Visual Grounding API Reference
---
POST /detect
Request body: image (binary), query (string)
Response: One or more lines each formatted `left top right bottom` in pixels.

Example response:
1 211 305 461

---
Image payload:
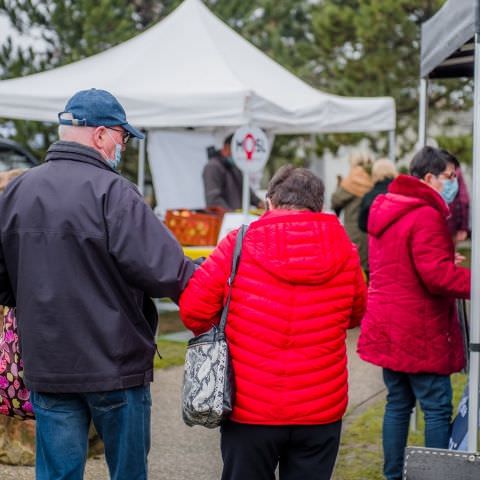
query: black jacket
358 178 393 233
0 141 195 393
202 154 262 210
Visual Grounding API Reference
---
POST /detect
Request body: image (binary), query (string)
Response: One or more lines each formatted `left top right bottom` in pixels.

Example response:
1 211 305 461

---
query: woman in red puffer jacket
180 165 366 480
357 147 471 480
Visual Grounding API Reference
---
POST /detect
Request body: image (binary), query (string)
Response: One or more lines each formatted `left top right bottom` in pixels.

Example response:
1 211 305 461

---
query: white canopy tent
0 0 396 208
420 0 480 453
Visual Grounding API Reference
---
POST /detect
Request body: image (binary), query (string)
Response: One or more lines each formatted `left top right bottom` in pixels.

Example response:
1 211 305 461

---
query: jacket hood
368 174 450 237
244 210 356 284
341 165 373 197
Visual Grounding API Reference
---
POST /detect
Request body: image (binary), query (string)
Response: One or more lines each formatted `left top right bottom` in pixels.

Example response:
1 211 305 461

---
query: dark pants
220 420 342 480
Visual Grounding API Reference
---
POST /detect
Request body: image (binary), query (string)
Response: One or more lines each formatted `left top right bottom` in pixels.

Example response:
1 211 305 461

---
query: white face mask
102 130 122 170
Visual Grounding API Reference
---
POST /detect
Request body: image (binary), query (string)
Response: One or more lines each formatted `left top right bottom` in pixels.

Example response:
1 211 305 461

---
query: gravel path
0 327 383 479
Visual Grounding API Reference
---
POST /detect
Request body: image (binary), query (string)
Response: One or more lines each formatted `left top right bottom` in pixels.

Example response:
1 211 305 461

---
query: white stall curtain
147 129 274 215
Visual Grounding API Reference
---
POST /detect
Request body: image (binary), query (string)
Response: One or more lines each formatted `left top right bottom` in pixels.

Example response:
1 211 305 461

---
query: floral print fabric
0 307 34 420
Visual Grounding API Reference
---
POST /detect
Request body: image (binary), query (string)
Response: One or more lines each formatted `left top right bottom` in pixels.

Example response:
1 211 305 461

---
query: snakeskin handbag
182 225 247 428
0 307 34 420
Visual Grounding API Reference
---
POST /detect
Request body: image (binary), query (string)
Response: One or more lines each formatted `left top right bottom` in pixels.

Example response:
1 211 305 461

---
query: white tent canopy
0 0 395 134
420 0 476 79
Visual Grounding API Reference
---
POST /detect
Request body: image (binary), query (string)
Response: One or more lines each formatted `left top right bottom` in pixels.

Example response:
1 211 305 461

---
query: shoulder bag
0 307 34 420
182 225 247 428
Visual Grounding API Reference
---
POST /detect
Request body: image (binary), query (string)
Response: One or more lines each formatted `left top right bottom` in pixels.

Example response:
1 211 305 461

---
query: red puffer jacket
179 209 366 425
357 175 471 375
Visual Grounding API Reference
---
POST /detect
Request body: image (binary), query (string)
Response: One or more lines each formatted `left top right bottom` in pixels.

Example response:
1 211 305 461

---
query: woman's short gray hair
266 165 324 212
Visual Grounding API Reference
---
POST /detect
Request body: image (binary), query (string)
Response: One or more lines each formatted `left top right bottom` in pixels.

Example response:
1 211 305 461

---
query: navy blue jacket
0 141 195 393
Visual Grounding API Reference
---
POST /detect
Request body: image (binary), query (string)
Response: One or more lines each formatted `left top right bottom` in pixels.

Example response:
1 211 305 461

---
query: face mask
103 131 122 170
440 177 458 204
226 155 235 165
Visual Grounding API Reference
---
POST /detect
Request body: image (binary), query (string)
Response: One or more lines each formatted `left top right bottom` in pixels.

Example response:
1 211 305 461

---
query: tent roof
0 0 395 133
421 0 479 79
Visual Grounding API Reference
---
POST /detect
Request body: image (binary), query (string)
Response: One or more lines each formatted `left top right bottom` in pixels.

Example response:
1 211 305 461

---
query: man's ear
92 126 107 150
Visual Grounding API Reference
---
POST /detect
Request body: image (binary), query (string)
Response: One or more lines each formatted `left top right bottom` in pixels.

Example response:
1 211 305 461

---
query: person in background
358 158 398 233
0 168 25 191
446 162 470 244
203 134 264 210
180 165 367 480
357 146 471 480
0 88 195 480
331 151 373 272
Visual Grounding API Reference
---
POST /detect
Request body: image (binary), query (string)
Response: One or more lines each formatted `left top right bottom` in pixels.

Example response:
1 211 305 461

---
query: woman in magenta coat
180 165 366 480
358 146 471 480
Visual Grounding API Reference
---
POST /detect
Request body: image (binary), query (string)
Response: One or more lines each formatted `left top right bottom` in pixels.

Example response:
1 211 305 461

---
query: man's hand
193 257 206 267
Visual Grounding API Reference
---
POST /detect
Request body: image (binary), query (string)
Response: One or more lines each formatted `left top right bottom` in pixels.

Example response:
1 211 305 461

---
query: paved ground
0 327 385 480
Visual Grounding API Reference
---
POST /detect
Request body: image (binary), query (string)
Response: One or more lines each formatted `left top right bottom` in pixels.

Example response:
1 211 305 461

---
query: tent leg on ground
467 30 480 453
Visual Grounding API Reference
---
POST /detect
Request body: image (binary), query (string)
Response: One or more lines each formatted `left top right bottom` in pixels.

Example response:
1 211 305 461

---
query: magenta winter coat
357 175 470 375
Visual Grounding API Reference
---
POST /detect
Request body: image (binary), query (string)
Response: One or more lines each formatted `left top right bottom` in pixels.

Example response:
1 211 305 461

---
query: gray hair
58 113 95 143
266 165 324 212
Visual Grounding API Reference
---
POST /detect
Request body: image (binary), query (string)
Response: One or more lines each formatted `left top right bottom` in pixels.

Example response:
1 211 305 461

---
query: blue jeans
31 385 151 480
382 369 452 480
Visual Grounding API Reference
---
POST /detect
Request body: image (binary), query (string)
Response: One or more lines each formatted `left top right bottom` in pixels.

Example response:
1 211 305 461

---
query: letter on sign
231 127 269 173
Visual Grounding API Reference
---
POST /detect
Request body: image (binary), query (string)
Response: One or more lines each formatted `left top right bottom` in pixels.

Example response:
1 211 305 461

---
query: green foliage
0 0 139 167
437 134 473 165
0 0 137 71
307 0 472 158
154 339 187 369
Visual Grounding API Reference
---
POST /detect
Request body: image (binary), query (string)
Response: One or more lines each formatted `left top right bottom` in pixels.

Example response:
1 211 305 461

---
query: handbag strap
218 224 248 335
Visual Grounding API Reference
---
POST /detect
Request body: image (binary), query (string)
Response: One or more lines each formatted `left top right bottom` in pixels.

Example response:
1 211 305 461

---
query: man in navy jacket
0 89 195 480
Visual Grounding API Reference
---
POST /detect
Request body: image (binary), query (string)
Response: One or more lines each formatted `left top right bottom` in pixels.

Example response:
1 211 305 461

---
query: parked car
0 138 39 171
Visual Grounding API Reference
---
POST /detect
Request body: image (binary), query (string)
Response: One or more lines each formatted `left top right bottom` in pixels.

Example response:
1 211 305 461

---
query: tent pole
418 79 428 146
467 32 480 454
411 79 428 434
388 130 396 162
137 134 146 196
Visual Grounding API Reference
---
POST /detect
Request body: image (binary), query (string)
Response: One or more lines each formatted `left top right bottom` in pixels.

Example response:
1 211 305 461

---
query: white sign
217 212 259 243
231 126 269 173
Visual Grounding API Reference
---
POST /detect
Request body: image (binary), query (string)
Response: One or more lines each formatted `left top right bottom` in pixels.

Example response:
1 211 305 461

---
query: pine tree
0 0 138 168
306 0 471 158
0 0 472 178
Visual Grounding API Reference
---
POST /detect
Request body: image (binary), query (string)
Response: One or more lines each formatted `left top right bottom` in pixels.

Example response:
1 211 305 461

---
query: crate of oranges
164 208 224 246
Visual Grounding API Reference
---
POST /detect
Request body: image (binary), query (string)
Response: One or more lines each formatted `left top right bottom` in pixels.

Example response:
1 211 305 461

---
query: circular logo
231 127 269 173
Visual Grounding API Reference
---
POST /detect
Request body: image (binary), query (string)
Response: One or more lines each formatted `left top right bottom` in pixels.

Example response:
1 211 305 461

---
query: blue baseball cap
58 88 144 140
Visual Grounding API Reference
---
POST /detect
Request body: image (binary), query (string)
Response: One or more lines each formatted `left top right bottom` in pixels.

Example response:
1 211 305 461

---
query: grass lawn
154 339 187 369
333 373 468 480
457 243 471 268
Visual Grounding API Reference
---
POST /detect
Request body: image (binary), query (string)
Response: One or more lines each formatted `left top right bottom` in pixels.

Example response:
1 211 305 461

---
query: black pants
220 420 342 480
